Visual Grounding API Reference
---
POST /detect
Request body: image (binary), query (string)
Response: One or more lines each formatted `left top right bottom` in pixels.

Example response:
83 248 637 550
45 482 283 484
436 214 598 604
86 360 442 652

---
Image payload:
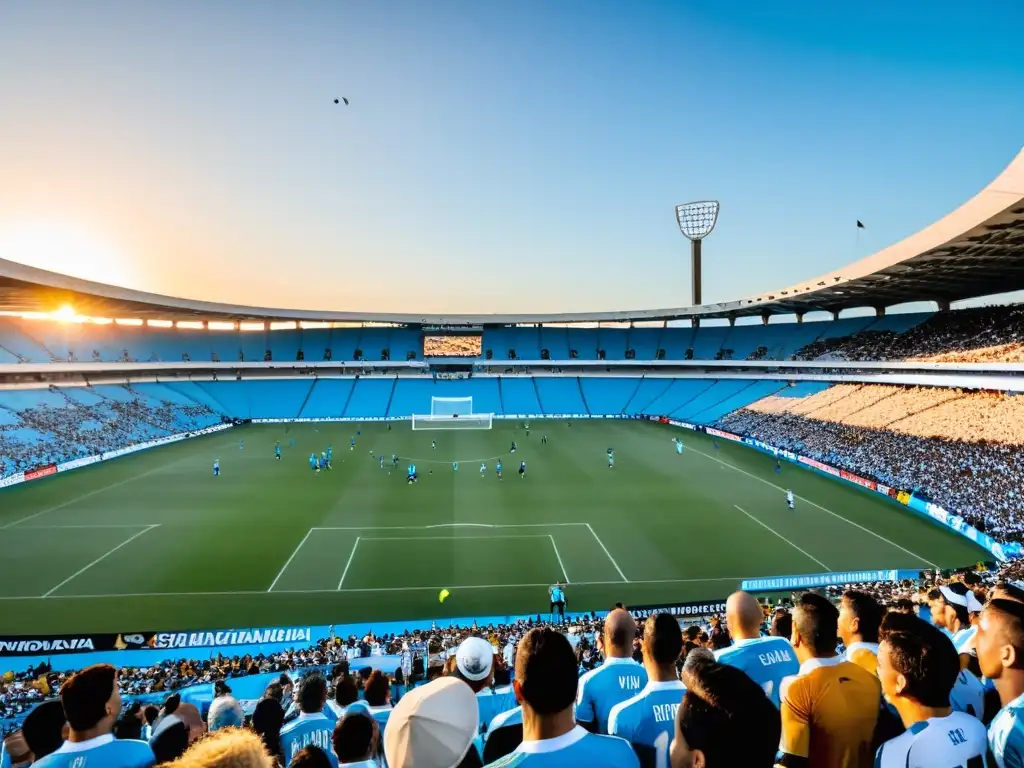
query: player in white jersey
785 489 794 509
608 613 686 768
875 611 989 767
480 462 486 477
975 590 1024 768
432 439 436 450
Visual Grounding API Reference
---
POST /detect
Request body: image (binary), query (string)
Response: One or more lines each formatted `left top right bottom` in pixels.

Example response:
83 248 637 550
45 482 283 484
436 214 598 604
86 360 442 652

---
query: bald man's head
604 609 637 656
726 592 764 639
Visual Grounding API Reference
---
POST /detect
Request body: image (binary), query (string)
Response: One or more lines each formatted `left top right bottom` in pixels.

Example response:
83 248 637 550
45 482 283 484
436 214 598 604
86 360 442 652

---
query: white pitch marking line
0 575 749 600
733 505 831 571
43 525 160 598
313 522 588 531
689 445 940 570
337 537 361 590
359 535 552 541
549 535 570 584
267 528 316 592
2 453 198 530
586 523 628 582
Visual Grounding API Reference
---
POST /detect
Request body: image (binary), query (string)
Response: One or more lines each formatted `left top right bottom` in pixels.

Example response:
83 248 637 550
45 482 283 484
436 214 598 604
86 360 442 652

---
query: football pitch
0 420 988 635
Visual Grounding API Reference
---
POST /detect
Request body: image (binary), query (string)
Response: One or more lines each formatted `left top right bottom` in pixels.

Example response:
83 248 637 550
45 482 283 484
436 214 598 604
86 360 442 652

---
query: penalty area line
267 528 316 592
43 525 160 598
586 524 628 582
549 535 570 584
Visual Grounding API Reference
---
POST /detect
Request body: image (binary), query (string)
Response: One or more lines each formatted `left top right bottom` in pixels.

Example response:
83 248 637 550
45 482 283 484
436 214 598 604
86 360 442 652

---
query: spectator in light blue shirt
280 674 338 768
609 612 687 768
33 664 155 768
483 627 638 767
714 591 798 707
976 592 1024 768
576 609 648 734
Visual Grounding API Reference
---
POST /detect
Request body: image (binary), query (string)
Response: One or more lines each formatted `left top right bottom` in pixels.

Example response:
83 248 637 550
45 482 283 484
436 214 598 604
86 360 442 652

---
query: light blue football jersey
576 656 648 733
32 735 155 768
876 712 988 767
477 686 519 732
484 725 639 767
953 626 978 653
280 712 339 767
990 691 1024 768
487 705 524 739
950 668 986 720
608 680 687 768
713 636 798 707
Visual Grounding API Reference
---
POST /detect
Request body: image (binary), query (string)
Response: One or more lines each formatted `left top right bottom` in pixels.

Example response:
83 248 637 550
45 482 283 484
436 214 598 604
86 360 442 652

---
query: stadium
3 15 1024 762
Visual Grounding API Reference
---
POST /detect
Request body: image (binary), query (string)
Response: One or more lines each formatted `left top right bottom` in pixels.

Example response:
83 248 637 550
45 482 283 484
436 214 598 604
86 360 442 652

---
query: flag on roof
856 220 865 229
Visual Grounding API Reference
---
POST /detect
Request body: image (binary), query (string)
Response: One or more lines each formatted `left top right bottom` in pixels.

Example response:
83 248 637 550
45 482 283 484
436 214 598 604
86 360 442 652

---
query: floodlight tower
675 201 720 307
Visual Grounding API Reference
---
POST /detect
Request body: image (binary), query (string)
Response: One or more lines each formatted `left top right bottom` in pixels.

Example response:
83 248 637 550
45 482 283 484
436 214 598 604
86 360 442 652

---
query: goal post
412 396 492 430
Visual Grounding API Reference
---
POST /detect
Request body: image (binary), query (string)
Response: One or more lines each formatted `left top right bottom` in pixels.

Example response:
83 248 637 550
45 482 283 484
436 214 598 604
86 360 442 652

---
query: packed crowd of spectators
0 386 217 477
793 304 1024 363
6 562 1022 766
717 383 1024 539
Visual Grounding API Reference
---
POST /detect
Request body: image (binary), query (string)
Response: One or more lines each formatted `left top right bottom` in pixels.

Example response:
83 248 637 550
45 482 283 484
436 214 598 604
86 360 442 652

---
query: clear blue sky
0 1 1022 315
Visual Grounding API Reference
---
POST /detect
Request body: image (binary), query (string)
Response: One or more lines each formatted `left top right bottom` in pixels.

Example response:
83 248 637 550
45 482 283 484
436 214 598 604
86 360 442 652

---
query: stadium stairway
298 379 355 419
581 377 646 415
534 377 586 414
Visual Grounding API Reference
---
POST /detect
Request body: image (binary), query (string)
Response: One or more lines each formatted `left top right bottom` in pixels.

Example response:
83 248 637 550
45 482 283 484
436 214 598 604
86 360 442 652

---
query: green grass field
0 420 988 635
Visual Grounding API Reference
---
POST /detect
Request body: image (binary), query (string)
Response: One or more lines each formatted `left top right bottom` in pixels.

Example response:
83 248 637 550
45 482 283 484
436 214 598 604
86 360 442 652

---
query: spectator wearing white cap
926 585 986 719
484 627 638 767
577 609 648 734
384 677 480 768
454 637 517 732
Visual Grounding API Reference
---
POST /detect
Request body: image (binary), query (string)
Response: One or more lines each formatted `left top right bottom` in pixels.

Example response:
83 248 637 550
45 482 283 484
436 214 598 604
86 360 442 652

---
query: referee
549 583 566 623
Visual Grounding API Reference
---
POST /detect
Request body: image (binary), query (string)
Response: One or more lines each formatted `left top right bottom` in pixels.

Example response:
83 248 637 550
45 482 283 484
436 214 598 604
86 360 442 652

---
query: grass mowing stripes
0 420 988 634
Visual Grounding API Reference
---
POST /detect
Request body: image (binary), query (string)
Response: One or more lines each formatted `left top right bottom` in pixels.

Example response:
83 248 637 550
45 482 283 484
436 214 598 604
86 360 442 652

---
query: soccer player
379 455 384 470
31 664 156 768
496 460 502 479
239 439 243 451
675 439 683 456
392 454 398 468
786 489 795 509
496 628 639 766
608 612 686 766
279 674 338 767
480 462 486 476
714 591 798 707
275 441 282 460
577 609 648 734
310 453 318 472
453 462 458 472
779 592 881 768
874 612 988 767
510 441 517 453
407 463 416 483
607 448 614 469
350 436 355 451
541 434 548 444
976 589 1024 766
213 458 220 477
432 439 437 450
327 444 333 463
775 459 782 474
519 460 526 479
549 583 566 622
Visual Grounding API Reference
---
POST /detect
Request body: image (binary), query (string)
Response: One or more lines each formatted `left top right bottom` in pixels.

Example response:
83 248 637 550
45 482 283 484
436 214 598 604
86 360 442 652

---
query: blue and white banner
741 569 919 592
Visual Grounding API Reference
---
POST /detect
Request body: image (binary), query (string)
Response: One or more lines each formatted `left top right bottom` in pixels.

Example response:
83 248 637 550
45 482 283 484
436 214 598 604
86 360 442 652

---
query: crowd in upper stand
793 304 1024 363
6 559 1024 767
717 384 1024 539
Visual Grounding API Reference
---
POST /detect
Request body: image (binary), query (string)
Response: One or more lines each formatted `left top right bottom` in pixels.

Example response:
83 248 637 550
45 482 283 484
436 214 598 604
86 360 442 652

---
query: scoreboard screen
423 335 482 357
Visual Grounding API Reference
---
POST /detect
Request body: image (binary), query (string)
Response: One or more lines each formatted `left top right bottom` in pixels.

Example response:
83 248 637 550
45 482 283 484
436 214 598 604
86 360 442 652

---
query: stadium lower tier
0 376 807 475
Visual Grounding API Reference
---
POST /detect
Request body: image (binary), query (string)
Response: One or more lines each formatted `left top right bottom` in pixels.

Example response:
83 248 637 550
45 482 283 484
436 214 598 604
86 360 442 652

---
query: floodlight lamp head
675 200 720 241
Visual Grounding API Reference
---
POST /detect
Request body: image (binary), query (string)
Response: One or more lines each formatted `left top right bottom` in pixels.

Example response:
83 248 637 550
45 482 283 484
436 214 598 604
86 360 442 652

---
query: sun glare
0 220 131 288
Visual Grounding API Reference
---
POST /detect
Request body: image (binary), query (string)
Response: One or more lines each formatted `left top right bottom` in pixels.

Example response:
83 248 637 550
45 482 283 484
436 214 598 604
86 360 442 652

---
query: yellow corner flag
439 589 450 604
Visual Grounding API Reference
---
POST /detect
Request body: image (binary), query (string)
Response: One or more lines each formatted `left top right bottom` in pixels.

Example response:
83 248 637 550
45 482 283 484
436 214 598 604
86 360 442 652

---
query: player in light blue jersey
577 609 648 734
875 611 989 767
310 452 318 472
976 594 1024 768
714 591 798 707
668 657 782 768
496 460 502 479
407 463 417 483
279 675 338 768
327 444 333 462
609 613 686 768
213 458 220 476
453 461 458 472
674 438 683 455
484 627 638 767
350 436 356 450
275 441 281 460
33 664 155 768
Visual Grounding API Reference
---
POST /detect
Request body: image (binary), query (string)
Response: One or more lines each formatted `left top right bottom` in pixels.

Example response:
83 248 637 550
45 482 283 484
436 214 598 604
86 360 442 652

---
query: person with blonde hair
168 728 276 768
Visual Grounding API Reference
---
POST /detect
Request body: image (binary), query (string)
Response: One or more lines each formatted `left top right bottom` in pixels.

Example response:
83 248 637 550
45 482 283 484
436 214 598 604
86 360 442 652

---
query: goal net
412 396 493 430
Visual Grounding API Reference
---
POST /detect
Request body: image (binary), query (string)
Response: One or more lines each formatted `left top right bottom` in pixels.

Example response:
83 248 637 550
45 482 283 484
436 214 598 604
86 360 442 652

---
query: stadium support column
691 239 702 305
874 306 887 318
795 312 804 325
936 299 950 312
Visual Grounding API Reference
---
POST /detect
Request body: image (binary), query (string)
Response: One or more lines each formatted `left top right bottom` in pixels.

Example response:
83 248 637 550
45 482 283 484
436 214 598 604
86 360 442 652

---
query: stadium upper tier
0 147 1023 323
2 304 1023 364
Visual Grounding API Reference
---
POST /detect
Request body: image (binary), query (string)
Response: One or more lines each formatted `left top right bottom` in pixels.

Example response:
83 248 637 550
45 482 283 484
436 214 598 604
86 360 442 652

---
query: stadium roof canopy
1 147 1023 325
